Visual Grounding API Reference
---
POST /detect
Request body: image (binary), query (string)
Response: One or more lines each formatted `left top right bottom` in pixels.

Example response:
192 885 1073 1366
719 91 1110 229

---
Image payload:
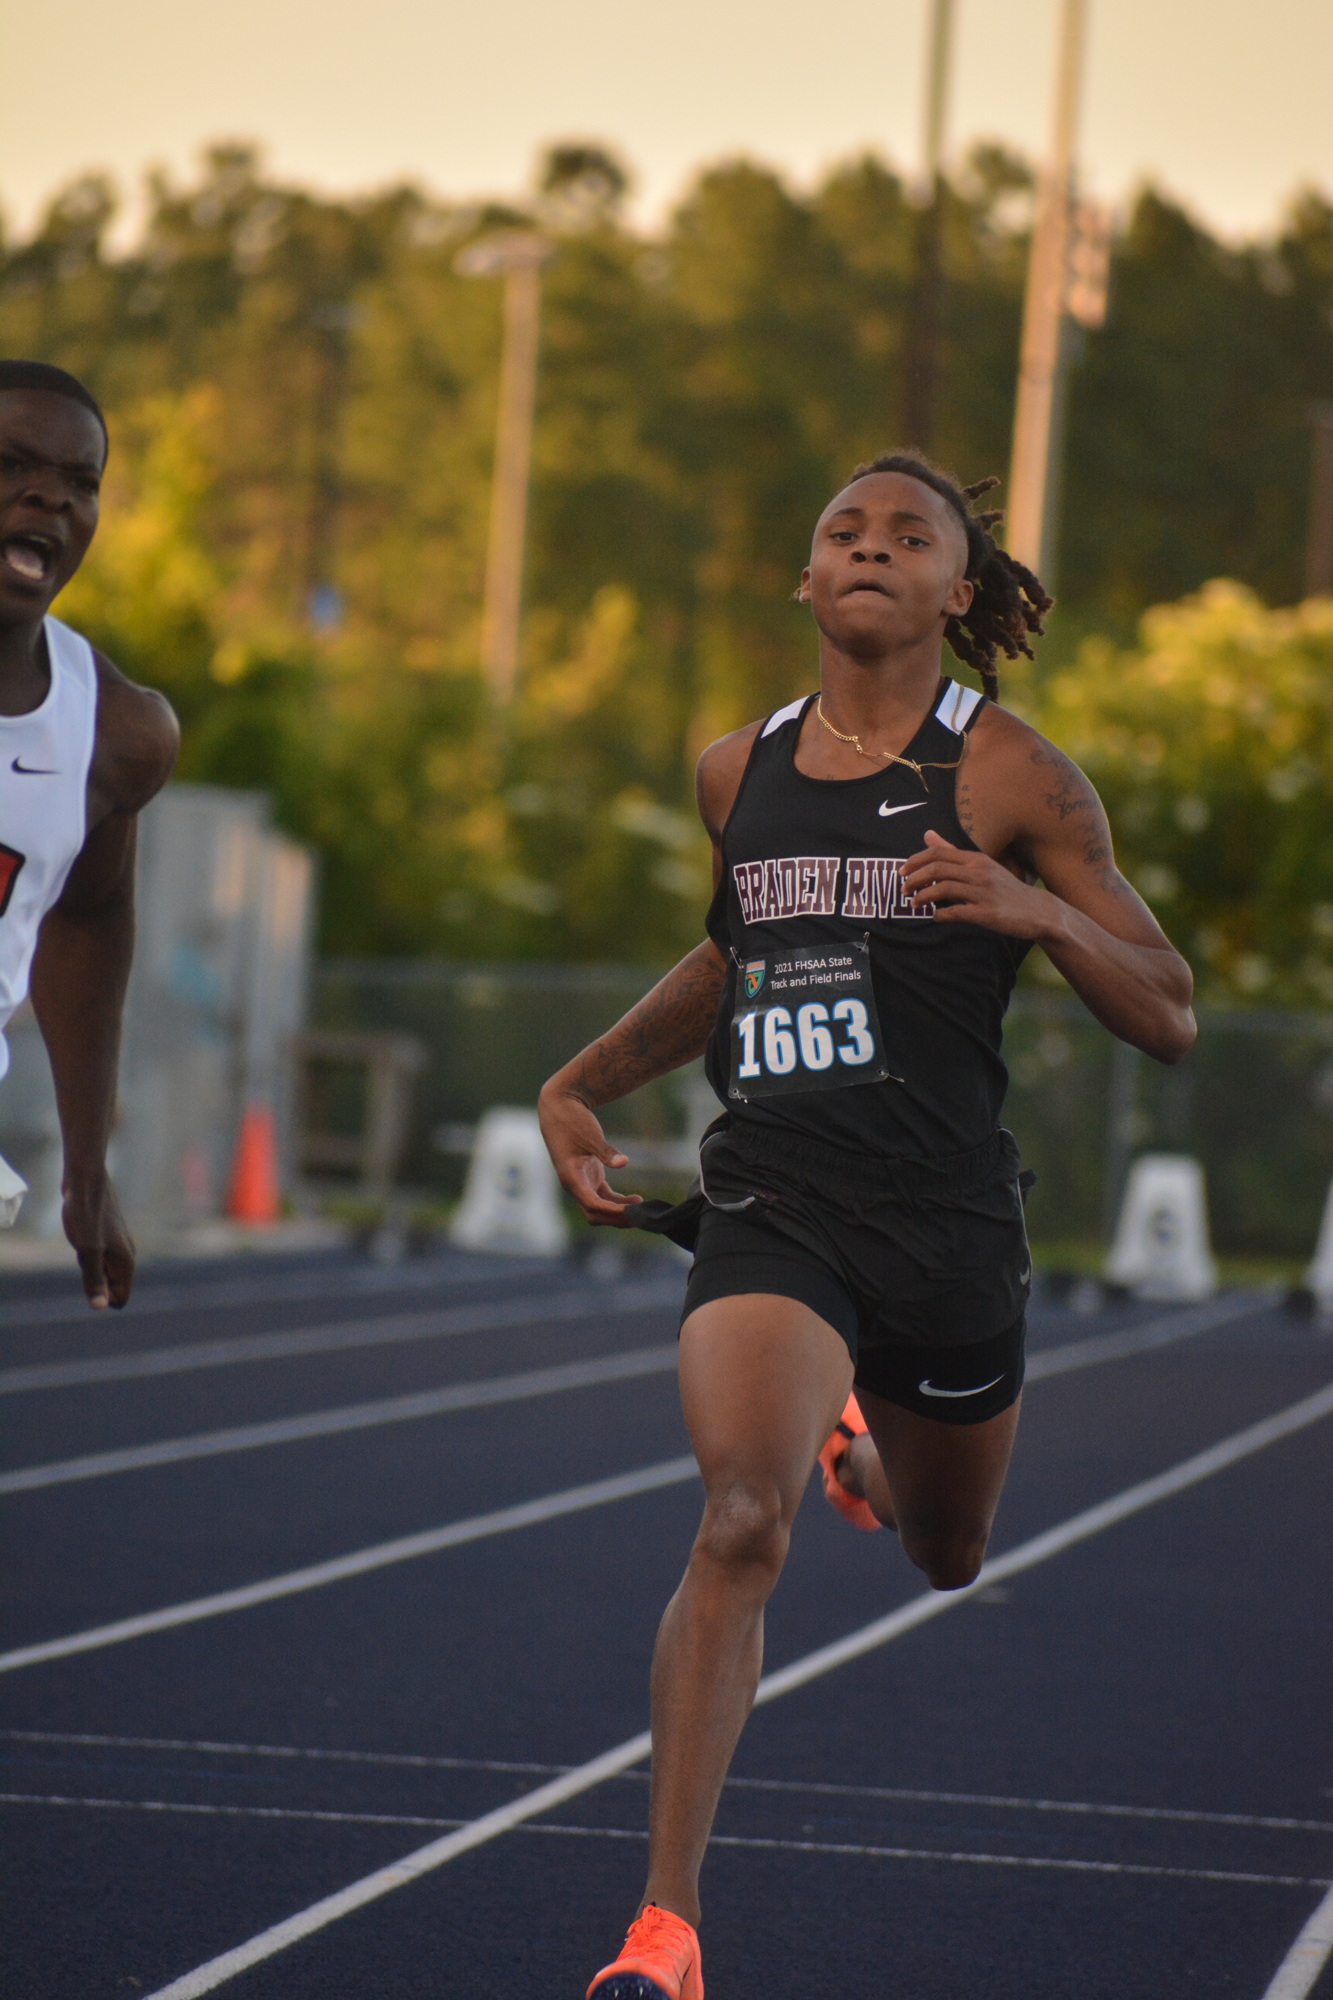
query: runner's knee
899 1515 990 1591
694 1482 791 1584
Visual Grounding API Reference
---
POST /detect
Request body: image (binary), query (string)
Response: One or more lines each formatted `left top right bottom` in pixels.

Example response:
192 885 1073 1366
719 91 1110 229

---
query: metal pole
456 231 551 702
1306 404 1333 598
481 261 543 700
1006 0 1089 576
900 0 955 449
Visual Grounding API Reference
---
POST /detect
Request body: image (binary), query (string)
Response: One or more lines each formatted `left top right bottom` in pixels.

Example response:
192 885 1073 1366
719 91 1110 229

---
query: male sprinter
539 453 1195 1998
0 360 178 1306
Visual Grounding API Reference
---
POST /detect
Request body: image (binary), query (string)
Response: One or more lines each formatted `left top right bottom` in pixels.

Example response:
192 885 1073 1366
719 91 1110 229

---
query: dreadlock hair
843 451 1053 701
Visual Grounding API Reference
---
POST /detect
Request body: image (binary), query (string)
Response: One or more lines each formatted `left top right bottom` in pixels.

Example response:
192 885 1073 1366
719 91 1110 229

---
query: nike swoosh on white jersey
917 1373 1006 1398
877 800 926 818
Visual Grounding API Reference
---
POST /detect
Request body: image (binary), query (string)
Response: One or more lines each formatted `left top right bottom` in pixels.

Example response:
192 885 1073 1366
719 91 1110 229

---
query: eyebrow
0 438 103 475
825 506 935 528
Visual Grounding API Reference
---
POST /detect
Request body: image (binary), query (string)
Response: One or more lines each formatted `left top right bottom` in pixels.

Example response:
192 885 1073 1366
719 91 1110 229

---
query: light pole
456 230 552 701
900 0 956 450
1006 0 1089 578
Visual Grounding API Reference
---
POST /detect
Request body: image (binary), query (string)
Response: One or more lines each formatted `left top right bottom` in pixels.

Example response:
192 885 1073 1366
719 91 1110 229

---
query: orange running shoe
587 1904 704 2000
818 1394 881 1532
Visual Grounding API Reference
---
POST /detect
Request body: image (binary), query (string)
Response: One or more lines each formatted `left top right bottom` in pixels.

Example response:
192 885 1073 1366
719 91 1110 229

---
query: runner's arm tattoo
1028 744 1133 895
569 942 727 1107
1030 742 1099 822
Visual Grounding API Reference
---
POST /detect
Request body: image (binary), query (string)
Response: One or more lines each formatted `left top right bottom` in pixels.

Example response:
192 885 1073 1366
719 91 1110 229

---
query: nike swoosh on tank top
0 616 99 1081
703 678 1031 1162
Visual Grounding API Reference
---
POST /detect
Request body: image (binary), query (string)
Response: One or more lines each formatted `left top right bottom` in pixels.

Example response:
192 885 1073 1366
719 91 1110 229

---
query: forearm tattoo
572 944 727 1106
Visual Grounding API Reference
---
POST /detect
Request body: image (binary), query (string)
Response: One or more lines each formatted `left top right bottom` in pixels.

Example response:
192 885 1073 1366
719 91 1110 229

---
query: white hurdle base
449 1108 569 1259
0 1151 27 1229
1105 1153 1217 1302
1305 1180 1333 1325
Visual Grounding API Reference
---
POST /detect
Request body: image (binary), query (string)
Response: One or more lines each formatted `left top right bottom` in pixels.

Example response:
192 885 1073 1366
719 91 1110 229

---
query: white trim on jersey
934 679 984 735
760 696 809 739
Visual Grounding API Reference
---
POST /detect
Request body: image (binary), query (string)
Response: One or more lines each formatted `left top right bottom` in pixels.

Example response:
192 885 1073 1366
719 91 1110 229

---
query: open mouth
846 579 892 597
2 534 58 585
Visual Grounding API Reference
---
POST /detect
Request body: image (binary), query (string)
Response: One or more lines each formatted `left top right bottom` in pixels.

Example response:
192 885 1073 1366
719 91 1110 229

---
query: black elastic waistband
716 1116 1016 1196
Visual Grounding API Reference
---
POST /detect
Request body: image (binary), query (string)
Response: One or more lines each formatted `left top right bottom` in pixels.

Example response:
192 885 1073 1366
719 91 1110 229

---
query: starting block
449 1107 569 1258
1105 1153 1217 1301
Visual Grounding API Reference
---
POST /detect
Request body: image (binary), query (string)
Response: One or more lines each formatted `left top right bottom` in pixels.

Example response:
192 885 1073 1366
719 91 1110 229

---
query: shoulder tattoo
1029 742 1099 822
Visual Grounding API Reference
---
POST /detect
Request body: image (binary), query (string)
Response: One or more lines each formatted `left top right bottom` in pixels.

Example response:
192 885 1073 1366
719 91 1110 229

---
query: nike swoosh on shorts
877 800 926 818
917 1373 1006 1398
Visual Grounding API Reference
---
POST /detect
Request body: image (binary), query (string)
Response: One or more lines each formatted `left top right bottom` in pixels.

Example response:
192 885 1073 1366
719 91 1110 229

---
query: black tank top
703 679 1031 1162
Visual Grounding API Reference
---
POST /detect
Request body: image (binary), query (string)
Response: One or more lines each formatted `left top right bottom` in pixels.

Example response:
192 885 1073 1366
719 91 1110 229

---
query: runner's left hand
900 829 1055 939
62 1167 136 1309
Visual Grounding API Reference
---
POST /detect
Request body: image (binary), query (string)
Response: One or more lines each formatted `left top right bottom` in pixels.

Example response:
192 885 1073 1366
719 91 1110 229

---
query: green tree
1040 582 1333 1005
7 140 1330 965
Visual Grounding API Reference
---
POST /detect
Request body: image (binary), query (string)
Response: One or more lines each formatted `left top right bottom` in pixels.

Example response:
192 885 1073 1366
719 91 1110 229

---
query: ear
943 576 974 619
795 566 812 604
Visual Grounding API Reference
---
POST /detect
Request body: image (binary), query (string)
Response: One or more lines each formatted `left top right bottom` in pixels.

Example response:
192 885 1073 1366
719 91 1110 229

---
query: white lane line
0 1279 683 1395
536 1823 1328 1891
0 1283 1260 1401
754 1377 1333 1703
0 1795 1324 1893
142 1376 1333 2000
723 1776 1333 1837
0 1792 465 1832
0 1455 699 1675
0 1253 561 1331
8 1732 1328 1835
0 1343 679 1494
0 1288 1264 1492
1024 1291 1267 1381
0 1730 560 1778
1261 1883 1333 1999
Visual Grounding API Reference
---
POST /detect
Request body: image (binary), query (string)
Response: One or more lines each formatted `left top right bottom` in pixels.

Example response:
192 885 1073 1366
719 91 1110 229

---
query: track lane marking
0 1290 1265 1494
722 1775 1333 1835
0 1307 1298 1668
0 1343 679 1494
0 1252 568 1332
0 1730 560 1777
1261 1883 1333 1999
0 1795 1324 1892
1023 1291 1266 1381
0 1279 684 1395
544 1822 1330 1890
7 1732 1328 1834
0 1456 699 1674
141 1376 1333 2000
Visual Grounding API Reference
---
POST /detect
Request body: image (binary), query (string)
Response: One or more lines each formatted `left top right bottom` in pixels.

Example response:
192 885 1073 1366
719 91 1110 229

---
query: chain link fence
313 961 1333 1265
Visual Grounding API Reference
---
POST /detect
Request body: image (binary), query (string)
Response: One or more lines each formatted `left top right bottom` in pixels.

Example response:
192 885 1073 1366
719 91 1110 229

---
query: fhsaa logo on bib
743 960 766 998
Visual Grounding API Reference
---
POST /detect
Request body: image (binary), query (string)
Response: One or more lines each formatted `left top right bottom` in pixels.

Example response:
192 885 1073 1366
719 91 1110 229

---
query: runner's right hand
537 1085 645 1228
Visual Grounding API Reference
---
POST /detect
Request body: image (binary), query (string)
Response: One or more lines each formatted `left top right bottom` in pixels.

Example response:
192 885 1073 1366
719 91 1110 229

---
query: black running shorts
663 1119 1032 1426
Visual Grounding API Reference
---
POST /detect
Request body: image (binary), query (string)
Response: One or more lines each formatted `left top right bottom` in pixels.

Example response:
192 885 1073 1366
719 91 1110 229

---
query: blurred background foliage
4 138 1332 996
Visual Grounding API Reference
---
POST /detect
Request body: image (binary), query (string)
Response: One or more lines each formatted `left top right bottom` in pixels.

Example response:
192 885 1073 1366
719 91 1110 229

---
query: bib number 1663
727 940 892 1099
735 997 876 1080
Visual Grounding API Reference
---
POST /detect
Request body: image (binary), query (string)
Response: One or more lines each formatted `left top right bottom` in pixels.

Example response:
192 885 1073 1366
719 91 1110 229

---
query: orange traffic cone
227 1102 281 1224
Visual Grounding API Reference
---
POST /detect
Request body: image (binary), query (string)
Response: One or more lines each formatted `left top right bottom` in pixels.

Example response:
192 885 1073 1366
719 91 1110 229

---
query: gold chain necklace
815 696 961 780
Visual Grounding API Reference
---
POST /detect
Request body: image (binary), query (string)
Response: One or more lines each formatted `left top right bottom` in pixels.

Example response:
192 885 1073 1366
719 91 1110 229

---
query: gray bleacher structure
0 782 314 1236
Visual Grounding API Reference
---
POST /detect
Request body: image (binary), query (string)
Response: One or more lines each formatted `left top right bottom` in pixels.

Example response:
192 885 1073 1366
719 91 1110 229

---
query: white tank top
0 616 99 1080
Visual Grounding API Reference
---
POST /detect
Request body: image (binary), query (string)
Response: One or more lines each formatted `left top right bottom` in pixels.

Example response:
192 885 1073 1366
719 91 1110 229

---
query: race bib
728 940 895 1100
